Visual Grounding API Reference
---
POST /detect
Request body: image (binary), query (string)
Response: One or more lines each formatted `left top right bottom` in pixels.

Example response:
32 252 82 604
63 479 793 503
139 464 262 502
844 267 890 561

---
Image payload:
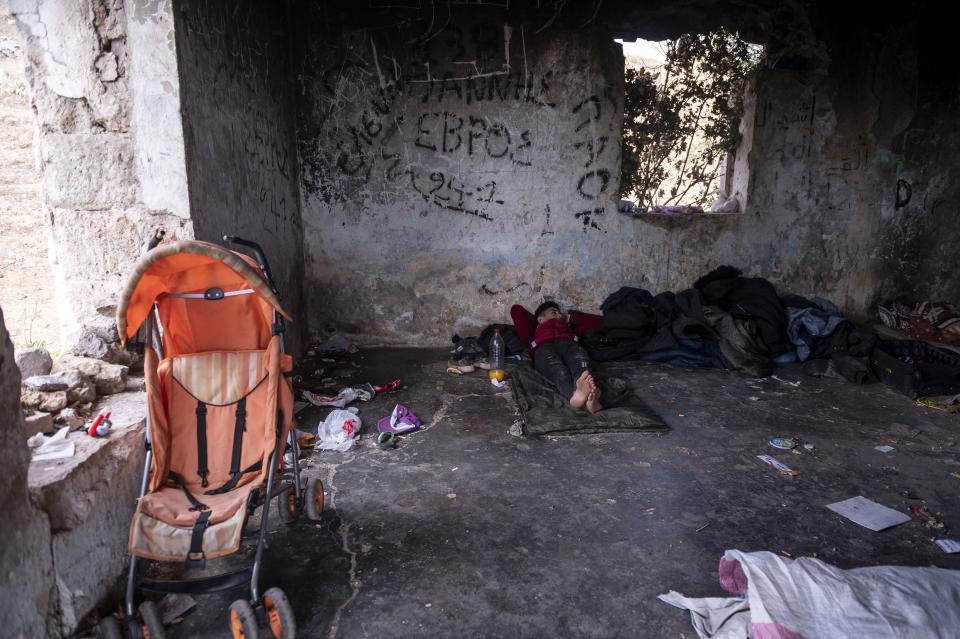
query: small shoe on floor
450 336 486 357
473 357 492 370
446 356 476 374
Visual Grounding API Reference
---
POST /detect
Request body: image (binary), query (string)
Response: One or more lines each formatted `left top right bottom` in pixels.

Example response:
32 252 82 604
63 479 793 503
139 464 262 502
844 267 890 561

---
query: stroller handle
223 235 286 344
223 235 276 291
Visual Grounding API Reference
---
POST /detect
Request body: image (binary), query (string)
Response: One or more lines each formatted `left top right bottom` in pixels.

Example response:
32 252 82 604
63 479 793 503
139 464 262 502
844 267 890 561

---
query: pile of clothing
579 266 960 398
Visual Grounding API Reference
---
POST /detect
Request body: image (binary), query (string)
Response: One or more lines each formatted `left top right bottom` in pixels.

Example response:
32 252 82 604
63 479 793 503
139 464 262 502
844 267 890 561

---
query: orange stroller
105 237 321 639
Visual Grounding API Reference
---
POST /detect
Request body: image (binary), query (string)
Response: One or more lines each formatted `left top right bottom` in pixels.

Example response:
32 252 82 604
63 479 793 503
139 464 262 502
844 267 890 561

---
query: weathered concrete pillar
9 0 193 357
0 305 57 639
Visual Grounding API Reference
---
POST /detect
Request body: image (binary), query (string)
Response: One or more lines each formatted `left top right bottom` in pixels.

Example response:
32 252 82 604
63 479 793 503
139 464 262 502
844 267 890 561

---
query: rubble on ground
23 410 54 437
15 347 52 378
52 354 128 395
17 346 141 439
62 314 140 366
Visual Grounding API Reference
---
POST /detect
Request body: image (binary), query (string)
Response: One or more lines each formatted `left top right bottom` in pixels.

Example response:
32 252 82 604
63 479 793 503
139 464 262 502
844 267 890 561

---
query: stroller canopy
116 240 291 355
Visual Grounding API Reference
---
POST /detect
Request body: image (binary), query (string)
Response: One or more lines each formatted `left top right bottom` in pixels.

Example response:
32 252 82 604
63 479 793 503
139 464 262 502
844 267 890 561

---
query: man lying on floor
514 301 603 413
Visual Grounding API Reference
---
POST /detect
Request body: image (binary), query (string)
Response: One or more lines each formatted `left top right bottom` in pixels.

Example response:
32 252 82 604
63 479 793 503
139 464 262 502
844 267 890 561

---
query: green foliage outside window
621 29 763 210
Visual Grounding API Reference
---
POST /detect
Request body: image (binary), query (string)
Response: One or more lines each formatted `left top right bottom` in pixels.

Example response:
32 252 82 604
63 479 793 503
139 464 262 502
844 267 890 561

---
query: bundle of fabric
693 266 792 359
660 549 960 639
542 267 960 391
585 267 794 377
584 287 716 362
800 321 879 384
878 300 960 346
781 295 846 361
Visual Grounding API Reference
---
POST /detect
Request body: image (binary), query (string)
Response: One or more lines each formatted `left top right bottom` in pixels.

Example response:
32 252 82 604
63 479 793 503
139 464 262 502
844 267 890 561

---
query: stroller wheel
138 601 166 639
229 599 259 639
263 587 296 639
278 486 299 524
304 477 324 521
96 616 122 639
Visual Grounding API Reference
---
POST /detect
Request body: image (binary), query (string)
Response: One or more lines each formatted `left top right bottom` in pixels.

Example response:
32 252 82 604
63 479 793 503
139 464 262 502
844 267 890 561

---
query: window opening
616 30 763 215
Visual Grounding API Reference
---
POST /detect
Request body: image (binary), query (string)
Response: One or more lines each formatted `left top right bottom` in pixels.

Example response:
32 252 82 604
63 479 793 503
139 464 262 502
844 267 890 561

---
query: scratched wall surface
174 0 305 350
297 7 630 343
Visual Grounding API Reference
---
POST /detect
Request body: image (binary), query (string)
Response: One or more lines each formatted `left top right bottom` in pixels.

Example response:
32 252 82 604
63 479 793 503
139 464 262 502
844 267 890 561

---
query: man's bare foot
585 387 603 413
569 370 591 409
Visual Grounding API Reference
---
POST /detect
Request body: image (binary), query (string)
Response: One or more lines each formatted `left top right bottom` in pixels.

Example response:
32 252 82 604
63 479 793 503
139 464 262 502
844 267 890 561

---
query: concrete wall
174 0 305 350
10 0 193 353
297 6 626 343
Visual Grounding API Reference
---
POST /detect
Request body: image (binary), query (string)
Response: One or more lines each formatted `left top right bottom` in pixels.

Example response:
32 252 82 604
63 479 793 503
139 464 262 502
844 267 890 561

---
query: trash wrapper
317 408 361 452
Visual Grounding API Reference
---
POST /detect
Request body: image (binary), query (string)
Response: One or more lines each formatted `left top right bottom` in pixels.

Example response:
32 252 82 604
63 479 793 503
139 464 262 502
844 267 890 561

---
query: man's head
535 301 563 324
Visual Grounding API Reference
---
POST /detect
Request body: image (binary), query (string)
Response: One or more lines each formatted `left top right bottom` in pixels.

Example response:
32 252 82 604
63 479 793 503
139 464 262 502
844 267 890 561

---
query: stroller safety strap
186 510 211 567
196 401 209 487
205 460 263 495
204 398 257 495
230 397 247 476
168 471 212 568
168 471 210 512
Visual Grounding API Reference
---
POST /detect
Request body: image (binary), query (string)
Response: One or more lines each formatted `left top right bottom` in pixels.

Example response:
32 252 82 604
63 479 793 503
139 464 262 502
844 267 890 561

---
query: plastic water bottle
489 328 505 384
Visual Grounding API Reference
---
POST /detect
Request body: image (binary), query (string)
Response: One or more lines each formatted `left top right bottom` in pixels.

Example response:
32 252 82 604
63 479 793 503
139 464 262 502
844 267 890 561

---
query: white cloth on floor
661 549 960 638
658 592 749 639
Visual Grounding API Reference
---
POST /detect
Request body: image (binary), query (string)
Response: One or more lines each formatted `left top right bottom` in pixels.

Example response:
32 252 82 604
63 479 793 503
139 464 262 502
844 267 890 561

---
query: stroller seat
139 481 257 527
129 347 279 564
130 482 258 562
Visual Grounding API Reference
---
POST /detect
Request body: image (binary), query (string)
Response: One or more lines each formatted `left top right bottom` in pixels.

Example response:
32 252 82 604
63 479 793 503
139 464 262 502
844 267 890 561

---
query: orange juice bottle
488 328 505 384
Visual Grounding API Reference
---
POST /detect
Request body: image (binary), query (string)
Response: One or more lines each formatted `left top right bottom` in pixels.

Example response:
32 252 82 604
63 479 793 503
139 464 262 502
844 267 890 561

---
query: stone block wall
2 302 147 638
27 391 146 636
10 0 193 352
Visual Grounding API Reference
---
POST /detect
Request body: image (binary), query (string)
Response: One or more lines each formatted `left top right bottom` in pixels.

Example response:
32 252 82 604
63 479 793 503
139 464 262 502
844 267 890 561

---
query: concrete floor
167 347 960 638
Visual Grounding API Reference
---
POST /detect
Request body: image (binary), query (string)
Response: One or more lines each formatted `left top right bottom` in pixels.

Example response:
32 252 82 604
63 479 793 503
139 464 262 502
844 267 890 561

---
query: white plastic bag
317 407 361 452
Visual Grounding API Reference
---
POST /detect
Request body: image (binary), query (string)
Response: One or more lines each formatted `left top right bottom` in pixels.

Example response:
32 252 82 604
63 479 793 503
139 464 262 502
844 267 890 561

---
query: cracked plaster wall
14 0 958 351
297 5 627 344
10 0 192 352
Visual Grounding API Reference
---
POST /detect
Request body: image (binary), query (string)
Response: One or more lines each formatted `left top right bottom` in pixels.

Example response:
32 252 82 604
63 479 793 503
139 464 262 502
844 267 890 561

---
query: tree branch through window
620 30 763 212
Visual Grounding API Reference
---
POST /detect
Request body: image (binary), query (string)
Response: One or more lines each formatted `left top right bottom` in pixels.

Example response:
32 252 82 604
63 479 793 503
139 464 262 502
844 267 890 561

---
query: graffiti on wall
569 94 613 230
302 20 617 229
755 94 817 163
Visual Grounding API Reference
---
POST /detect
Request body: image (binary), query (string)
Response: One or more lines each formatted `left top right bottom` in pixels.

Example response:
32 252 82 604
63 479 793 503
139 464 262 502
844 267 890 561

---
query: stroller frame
106 236 317 639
